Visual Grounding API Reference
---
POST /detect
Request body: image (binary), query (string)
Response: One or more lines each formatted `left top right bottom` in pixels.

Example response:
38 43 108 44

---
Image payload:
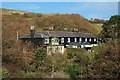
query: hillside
2 8 25 15
2 8 99 78
93 23 103 34
2 8 119 78
40 14 98 34
2 8 98 36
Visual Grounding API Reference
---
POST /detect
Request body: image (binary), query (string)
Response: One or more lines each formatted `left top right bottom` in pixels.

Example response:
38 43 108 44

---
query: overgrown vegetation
2 67 10 78
2 8 119 79
101 15 120 42
88 41 120 78
88 15 120 78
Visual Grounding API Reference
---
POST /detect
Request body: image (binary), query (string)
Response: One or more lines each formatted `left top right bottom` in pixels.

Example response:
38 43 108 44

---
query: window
51 38 59 45
61 38 64 43
44 38 49 44
79 38 82 42
85 38 87 42
74 38 77 42
94 38 96 42
68 38 70 42
89 38 91 42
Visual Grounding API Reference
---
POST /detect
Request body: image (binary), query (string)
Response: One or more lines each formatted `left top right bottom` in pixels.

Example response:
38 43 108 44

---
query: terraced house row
20 26 99 54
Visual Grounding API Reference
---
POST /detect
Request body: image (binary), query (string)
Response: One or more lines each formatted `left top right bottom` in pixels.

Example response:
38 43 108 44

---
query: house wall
68 45 78 48
47 45 64 55
20 38 44 46
51 37 59 45
20 36 98 53
58 37 98 48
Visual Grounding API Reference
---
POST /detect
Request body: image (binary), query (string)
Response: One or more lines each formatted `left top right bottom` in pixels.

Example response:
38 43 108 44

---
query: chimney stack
30 26 35 38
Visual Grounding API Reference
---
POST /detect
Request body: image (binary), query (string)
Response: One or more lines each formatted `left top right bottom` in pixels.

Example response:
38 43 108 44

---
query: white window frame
44 38 49 44
51 37 59 45
79 38 82 42
74 38 77 42
85 38 87 42
94 38 96 42
61 38 64 43
89 38 91 42
68 38 70 43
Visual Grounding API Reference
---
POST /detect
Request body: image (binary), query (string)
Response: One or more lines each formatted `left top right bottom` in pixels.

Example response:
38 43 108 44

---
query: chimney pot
30 26 35 38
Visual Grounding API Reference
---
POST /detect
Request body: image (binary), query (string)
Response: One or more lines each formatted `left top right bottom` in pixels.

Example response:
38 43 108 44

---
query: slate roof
19 31 96 39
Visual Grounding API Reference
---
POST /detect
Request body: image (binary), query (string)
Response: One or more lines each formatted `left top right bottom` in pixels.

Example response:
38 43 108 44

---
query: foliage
64 64 80 79
34 48 46 61
89 15 120 78
33 48 47 71
67 48 93 64
65 48 94 79
2 41 35 72
41 53 70 78
93 23 103 34
101 15 120 41
2 67 10 78
24 72 36 78
88 41 120 78
92 45 102 54
40 14 97 35
3 8 118 78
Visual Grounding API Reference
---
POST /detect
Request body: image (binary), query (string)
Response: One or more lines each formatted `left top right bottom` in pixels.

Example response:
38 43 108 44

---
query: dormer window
68 38 70 43
51 37 59 45
44 38 49 44
61 38 64 43
74 38 77 42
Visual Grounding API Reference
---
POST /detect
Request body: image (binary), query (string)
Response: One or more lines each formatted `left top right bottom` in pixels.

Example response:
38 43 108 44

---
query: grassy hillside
40 14 98 35
66 48 95 62
2 8 99 50
93 23 103 34
2 8 98 36
2 8 99 78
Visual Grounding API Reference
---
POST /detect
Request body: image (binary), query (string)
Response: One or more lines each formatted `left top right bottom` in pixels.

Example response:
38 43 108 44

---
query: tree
101 15 120 41
64 64 80 79
66 48 93 79
88 15 120 79
2 67 10 78
41 53 70 78
34 48 46 71
34 48 46 61
88 41 120 78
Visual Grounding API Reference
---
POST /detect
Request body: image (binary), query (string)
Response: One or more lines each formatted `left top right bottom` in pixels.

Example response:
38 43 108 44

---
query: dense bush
34 48 46 61
101 15 120 41
88 41 120 78
2 67 10 78
64 64 80 79
24 72 36 78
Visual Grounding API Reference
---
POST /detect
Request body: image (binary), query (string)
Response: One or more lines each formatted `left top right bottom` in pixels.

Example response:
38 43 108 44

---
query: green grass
92 45 102 54
24 72 36 78
66 48 94 62
67 48 86 53
93 23 103 34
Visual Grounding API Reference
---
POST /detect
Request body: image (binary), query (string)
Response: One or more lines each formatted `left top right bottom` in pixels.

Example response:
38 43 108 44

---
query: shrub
64 64 80 79
34 48 46 61
2 67 10 78
88 41 120 78
24 72 36 78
